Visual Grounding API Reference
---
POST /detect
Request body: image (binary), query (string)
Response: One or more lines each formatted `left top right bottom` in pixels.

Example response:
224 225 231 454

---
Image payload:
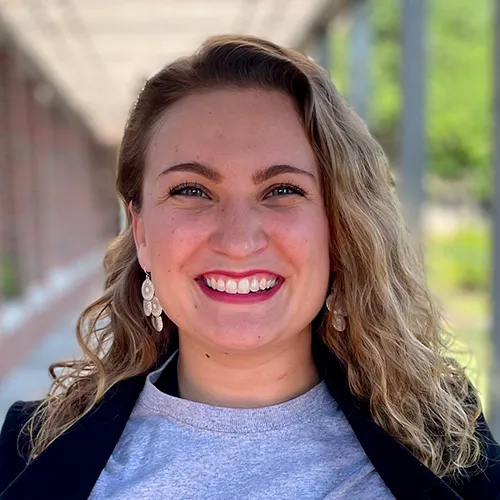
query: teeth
266 279 276 289
250 278 260 292
226 279 238 294
205 276 279 294
237 278 250 294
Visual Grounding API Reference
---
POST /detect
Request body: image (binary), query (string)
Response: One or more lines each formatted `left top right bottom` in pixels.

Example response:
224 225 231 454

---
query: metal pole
349 0 371 122
400 0 427 239
490 0 500 439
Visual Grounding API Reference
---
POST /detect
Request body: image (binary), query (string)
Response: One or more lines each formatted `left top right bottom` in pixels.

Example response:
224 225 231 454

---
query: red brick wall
0 45 20 297
0 45 15 299
0 35 119 375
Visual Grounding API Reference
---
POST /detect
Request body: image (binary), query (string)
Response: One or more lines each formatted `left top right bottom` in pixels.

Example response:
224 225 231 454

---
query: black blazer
1 344 500 500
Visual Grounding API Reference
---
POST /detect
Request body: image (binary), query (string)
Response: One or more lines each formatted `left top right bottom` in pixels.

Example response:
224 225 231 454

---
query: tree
331 0 493 203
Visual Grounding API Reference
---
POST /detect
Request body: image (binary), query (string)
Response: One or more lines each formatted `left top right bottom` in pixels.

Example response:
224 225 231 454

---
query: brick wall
0 34 119 377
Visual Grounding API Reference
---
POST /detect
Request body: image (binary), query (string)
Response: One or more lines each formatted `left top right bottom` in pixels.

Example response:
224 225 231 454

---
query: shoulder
447 412 500 499
0 400 41 493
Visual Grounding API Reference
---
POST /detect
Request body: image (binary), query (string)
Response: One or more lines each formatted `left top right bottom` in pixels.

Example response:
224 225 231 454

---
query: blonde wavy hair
24 35 483 479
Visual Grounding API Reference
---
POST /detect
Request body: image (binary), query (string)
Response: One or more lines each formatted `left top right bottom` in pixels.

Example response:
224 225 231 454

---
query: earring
142 271 163 331
325 293 347 332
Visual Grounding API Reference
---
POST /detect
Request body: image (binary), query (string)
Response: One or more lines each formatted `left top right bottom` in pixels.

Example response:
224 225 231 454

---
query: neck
176 328 320 408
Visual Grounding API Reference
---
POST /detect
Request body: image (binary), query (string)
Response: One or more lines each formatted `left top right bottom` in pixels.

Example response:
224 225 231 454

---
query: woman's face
133 89 330 353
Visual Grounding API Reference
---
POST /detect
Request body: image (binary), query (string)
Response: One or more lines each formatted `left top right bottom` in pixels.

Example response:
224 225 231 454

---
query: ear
130 201 151 272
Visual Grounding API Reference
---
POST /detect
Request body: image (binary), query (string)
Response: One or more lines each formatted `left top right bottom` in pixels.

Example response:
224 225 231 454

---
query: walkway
0 312 82 422
0 278 104 423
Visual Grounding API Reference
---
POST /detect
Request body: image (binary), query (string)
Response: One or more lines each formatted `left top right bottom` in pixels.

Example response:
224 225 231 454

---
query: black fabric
0 401 36 489
155 352 179 397
1 346 499 500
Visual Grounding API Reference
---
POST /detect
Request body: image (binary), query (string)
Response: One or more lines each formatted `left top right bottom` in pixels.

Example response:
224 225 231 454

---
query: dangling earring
142 271 163 332
325 293 347 332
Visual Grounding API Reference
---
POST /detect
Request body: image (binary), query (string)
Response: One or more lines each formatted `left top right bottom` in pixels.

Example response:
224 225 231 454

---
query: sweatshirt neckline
136 350 333 433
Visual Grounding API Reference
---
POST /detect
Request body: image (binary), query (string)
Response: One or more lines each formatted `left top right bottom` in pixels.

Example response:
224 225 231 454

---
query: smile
196 271 284 303
203 274 279 294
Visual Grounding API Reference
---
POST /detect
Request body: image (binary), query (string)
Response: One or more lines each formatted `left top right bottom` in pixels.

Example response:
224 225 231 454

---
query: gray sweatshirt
89 350 394 499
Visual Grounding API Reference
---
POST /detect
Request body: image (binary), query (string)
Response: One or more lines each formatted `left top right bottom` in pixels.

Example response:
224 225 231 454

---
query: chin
199 321 283 353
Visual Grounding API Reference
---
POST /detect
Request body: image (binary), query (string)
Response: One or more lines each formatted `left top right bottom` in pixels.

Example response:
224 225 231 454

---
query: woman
1 35 499 500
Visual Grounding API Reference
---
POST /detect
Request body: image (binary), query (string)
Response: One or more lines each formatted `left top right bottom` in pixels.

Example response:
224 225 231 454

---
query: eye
265 183 307 198
168 182 210 199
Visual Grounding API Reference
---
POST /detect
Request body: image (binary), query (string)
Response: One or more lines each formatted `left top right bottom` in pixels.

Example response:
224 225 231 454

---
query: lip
196 276 284 304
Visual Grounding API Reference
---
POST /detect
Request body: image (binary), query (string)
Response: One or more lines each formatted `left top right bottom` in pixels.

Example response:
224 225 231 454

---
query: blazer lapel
1 373 147 500
322 355 462 499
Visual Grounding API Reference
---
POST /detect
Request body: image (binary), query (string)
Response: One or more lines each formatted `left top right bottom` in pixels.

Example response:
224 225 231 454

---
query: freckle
194 304 198 309
205 353 210 358
224 352 229 355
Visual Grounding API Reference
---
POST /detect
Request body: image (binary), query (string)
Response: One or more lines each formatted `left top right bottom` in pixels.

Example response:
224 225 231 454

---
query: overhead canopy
0 0 332 144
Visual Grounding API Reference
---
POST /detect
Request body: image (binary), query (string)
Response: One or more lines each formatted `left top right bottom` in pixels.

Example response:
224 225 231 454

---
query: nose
209 201 268 259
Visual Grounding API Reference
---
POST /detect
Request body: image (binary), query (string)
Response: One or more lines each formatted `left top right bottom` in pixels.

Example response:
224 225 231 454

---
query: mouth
195 271 284 303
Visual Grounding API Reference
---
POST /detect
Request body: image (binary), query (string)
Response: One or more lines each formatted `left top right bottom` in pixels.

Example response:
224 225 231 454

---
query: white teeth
205 276 279 294
225 279 238 294
266 279 276 289
237 278 250 294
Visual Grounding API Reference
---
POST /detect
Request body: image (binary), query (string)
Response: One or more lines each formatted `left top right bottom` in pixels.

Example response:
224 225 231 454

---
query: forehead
146 89 317 175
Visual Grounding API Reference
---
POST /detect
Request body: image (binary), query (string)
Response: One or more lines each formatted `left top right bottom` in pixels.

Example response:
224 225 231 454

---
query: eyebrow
157 161 316 184
157 162 222 183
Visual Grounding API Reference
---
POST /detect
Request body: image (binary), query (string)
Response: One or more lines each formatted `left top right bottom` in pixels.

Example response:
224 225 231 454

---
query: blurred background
0 0 499 440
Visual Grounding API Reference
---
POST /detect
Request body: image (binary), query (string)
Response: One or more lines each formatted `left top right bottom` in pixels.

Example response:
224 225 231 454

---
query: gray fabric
90 350 394 499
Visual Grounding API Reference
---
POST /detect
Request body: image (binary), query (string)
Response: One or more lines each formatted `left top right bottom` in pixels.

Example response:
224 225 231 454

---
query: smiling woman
1 35 499 500
133 88 329 366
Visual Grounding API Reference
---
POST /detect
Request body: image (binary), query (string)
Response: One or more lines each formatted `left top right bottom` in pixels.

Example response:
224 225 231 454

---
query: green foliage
1 254 21 298
427 0 492 196
424 226 491 409
330 16 349 96
425 225 490 293
331 0 494 203
369 0 402 144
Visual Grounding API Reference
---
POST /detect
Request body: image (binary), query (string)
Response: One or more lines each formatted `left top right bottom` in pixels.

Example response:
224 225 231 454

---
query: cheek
144 208 213 268
266 208 329 265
